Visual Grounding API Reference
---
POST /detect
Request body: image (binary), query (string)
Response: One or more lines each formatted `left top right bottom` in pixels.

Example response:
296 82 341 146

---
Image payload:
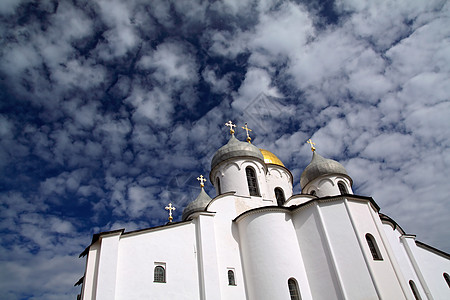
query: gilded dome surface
300 151 350 189
211 134 265 171
182 188 212 220
259 149 285 167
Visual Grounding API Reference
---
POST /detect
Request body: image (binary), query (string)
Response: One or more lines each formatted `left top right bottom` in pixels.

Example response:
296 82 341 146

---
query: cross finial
241 123 252 143
197 174 206 188
165 203 176 222
225 120 236 134
307 139 316 152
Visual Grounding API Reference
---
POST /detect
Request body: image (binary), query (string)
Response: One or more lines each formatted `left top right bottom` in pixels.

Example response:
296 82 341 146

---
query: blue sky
1 0 449 299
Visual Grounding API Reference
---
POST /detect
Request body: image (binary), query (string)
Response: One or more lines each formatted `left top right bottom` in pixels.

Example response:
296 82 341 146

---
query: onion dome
211 134 265 172
300 151 351 189
182 188 212 221
259 149 285 167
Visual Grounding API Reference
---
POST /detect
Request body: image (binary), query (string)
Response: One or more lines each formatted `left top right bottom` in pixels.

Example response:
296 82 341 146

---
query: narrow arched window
338 182 347 195
444 273 450 288
310 190 316 196
366 234 383 260
409 280 421 300
288 278 301 300
246 167 260 196
275 187 285 206
216 177 221 195
154 266 165 283
228 270 236 286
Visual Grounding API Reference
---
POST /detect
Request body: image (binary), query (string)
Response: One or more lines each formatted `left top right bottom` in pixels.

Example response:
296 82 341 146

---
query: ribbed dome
300 151 350 189
211 134 265 171
260 149 285 167
182 188 212 221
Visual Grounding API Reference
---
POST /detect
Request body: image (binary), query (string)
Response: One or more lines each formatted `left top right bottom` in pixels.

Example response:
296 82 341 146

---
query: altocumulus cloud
0 0 449 299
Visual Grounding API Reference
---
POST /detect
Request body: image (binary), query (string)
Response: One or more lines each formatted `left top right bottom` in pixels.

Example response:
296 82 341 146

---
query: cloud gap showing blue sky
0 0 449 299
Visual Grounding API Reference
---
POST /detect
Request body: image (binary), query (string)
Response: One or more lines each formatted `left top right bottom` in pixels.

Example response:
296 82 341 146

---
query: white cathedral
76 122 450 300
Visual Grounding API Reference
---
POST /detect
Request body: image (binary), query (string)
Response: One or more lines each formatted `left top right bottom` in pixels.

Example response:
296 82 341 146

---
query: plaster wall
382 224 426 297
212 159 268 198
237 210 312 300
209 197 247 299
95 233 121 300
318 200 378 299
348 200 407 299
303 175 352 198
81 242 100 300
405 238 450 299
292 203 341 299
114 223 200 300
265 165 293 201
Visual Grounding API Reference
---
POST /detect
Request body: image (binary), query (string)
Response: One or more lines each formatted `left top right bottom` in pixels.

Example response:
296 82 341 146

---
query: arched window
288 278 301 300
409 280 421 300
310 190 316 196
154 266 166 283
228 270 236 286
246 167 260 196
275 187 285 206
365 234 383 260
444 273 450 288
338 182 347 195
216 177 221 195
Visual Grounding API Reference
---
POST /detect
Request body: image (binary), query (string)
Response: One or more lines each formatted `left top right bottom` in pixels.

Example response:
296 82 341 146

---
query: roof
260 149 285 167
210 134 264 173
300 151 351 189
182 187 212 220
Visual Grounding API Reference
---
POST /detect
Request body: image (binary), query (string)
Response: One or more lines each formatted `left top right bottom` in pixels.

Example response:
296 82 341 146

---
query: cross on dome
225 120 236 134
197 174 206 188
165 203 176 222
241 123 252 143
307 139 316 152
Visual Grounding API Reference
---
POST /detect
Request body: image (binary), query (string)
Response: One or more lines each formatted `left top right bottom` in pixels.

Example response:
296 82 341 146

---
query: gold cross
165 203 176 222
241 123 252 143
225 120 236 134
197 174 206 187
307 139 316 152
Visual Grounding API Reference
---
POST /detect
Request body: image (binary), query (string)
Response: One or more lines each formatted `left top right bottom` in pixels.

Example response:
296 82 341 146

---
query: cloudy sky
1 0 449 298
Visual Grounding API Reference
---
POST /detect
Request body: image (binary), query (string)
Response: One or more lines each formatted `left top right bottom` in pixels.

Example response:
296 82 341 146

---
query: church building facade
76 123 450 300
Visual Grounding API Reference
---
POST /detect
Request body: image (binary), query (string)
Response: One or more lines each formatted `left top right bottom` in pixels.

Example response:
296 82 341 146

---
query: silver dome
182 188 212 221
210 134 265 172
300 151 351 189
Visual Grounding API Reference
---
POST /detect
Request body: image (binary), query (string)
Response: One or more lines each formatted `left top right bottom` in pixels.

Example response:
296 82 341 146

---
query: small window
275 187 285 206
338 182 347 195
366 234 383 260
246 167 260 196
310 190 316 196
288 278 301 300
216 177 221 195
444 273 450 288
228 270 236 286
154 266 166 283
409 280 421 300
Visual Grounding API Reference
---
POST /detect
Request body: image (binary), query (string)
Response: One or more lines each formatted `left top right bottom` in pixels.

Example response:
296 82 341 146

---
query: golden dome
259 149 285 167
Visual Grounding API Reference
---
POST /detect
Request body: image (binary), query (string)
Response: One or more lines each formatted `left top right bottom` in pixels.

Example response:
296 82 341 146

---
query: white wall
114 223 200 300
237 210 313 300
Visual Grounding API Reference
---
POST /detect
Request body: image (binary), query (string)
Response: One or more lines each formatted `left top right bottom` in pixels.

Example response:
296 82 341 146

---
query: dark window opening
154 266 166 283
228 270 236 286
246 167 260 196
409 280 421 300
288 278 301 300
310 190 316 196
275 187 285 206
444 273 450 288
216 177 221 195
366 234 383 260
338 182 347 195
